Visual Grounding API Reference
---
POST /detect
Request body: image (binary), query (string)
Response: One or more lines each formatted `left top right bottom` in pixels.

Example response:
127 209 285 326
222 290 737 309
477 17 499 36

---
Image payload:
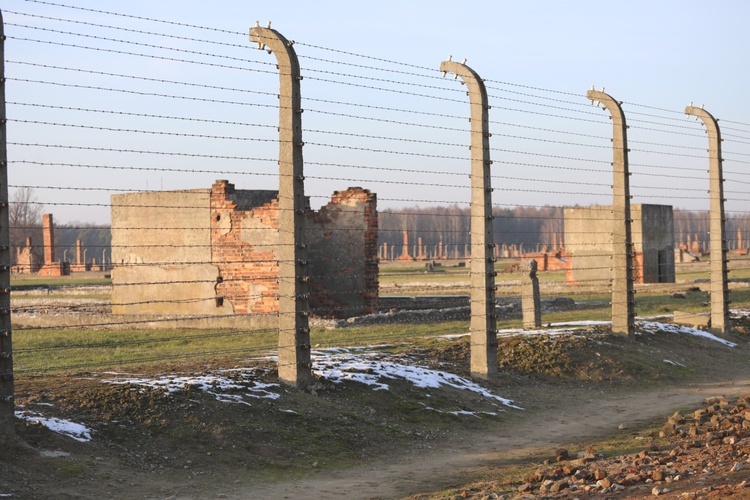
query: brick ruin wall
210 180 378 317
12 237 42 274
13 214 70 276
210 183 281 316
305 187 378 317
112 181 378 319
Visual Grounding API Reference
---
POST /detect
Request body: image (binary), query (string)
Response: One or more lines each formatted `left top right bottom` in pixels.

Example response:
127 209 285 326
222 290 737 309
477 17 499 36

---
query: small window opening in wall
215 297 224 307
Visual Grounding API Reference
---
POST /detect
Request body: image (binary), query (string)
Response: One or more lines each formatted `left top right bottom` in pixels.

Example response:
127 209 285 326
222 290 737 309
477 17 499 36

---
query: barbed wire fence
0 1 747 433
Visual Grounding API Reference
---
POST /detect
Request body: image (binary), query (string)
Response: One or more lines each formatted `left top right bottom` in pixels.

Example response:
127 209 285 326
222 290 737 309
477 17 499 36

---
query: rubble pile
449 396 750 498
511 396 750 498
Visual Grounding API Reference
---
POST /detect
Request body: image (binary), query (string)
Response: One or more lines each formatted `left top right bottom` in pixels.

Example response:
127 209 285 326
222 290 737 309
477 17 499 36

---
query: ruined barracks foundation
111 180 378 318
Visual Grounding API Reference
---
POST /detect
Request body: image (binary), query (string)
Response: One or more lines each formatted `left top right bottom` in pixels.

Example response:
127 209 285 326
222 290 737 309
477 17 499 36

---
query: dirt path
242 377 750 499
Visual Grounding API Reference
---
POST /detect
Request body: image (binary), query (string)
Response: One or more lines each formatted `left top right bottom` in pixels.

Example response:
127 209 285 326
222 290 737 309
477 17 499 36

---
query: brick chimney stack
42 213 54 264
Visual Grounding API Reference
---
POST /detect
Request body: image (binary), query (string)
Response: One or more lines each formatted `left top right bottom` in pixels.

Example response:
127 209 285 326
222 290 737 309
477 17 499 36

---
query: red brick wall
209 181 378 318
307 187 378 317
210 180 280 315
521 251 570 272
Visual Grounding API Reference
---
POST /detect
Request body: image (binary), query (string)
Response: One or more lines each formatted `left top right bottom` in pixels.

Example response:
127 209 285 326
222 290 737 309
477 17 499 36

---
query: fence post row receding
0 12 739 409
685 105 730 335
440 58 498 380
249 24 312 389
0 9 14 435
587 89 635 337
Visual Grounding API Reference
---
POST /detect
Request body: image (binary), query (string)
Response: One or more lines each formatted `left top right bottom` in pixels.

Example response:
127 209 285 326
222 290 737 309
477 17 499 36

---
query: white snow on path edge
15 411 92 442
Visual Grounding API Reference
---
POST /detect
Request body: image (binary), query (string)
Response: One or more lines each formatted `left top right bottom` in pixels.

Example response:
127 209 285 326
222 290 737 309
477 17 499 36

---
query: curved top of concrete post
685 105 721 139
587 89 626 126
440 60 488 107
249 25 299 75
440 59 490 152
587 88 629 173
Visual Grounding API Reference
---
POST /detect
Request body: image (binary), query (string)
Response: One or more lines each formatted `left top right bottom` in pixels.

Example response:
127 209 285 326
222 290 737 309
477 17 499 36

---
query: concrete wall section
111 190 220 315
563 206 613 285
113 265 225 315
563 204 674 285
111 190 212 265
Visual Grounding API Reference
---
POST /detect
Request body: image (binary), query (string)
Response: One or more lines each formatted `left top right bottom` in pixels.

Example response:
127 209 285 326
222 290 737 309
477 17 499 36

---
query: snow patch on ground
312 348 521 410
490 318 735 347
99 350 520 414
103 371 280 406
419 402 499 418
663 359 686 367
639 321 737 347
495 320 611 339
15 411 92 442
39 450 71 458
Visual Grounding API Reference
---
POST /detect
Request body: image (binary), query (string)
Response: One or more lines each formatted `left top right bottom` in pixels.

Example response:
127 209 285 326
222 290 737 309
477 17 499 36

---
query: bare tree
9 187 43 263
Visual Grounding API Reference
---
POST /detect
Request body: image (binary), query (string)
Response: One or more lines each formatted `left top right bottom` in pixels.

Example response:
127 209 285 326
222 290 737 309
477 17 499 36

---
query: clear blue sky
197 0 750 114
3 0 749 224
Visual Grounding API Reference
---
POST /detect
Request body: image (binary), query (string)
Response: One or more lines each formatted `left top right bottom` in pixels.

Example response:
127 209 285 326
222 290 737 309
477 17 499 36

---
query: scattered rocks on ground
496 395 750 498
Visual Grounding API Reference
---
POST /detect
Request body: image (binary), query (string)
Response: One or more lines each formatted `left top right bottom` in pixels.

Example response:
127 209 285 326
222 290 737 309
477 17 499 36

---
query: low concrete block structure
111 180 378 318
564 204 675 285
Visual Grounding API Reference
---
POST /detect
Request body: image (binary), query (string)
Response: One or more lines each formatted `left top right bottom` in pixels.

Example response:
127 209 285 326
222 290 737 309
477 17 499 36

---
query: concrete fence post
250 24 312 389
685 104 729 334
0 10 14 435
440 58 498 380
587 88 635 336
521 259 541 329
